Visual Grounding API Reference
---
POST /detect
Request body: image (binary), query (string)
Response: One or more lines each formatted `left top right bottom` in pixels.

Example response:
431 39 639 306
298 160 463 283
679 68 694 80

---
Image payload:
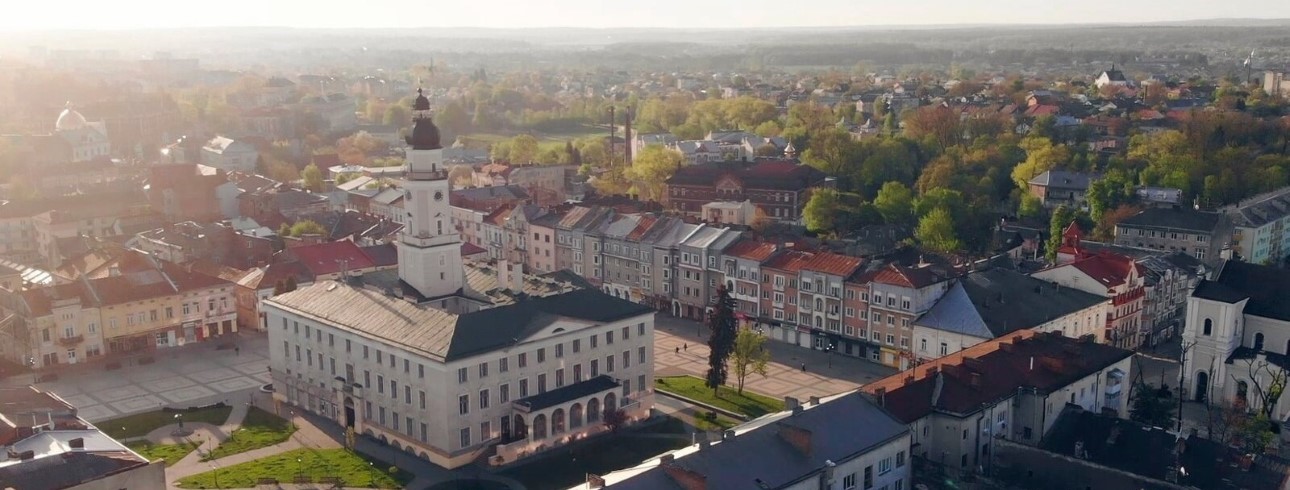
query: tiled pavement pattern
7 334 272 423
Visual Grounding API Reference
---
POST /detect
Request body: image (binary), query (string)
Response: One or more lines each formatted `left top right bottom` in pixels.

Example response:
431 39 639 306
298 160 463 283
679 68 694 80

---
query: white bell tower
398 88 463 299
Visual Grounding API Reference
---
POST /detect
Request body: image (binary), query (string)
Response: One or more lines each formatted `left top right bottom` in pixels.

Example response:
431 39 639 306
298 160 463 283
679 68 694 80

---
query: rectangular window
844 474 857 490
879 457 892 474
460 428 470 449
623 350 631 368
638 346 646 364
556 368 565 387
480 389 490 409
590 335 598 348
538 373 547 393
518 352 528 368
622 326 630 340
896 450 906 467
537 348 546 363
572 339 581 353
555 343 564 358
500 384 510 403
458 367 468 383
458 394 469 415
499 357 509 373
420 390 426 409
591 359 599 376
520 378 529 397
864 466 873 489
479 362 489 378
607 355 615 373
607 331 614 345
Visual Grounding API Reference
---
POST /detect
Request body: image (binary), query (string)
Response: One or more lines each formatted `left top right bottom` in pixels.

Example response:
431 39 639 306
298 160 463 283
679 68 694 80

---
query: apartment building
1223 186 1290 266
863 264 951 369
864 331 1134 476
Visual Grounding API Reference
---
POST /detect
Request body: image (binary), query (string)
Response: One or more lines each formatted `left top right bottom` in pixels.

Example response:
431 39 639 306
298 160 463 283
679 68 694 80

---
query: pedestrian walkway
653 315 896 402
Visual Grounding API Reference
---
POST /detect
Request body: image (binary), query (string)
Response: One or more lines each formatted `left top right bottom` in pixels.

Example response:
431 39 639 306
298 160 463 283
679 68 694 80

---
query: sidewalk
652 315 896 403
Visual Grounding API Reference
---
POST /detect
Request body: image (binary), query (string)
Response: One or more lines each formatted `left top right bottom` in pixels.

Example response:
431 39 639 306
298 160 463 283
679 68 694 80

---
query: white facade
398 139 463 299
913 301 1106 361
267 304 654 469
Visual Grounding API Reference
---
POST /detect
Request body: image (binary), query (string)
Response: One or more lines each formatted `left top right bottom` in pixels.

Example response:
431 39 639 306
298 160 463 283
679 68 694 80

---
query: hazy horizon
2 0 1289 31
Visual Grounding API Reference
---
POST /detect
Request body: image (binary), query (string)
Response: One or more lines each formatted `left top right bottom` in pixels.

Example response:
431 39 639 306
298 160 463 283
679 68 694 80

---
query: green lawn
501 434 688 490
655 376 785 418
101 406 233 439
126 440 199 466
203 407 296 461
176 448 411 489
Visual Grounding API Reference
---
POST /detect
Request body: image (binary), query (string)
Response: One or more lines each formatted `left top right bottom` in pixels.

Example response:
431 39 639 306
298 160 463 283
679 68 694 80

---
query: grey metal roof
916 268 1106 339
1119 207 1222 233
267 280 652 362
1028 170 1098 190
597 392 907 490
1224 186 1290 228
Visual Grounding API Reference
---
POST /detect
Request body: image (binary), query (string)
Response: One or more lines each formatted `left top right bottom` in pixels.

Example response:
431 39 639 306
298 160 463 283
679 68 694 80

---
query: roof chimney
662 462 707 490
68 437 84 449
777 424 814 456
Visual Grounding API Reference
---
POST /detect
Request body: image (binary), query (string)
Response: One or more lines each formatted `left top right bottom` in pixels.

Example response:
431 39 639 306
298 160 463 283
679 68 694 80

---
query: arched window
1203 318 1212 336
815 298 824 311
1255 332 1265 351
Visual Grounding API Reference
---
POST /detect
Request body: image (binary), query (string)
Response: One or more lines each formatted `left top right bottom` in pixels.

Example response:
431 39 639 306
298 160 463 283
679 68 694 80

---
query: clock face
434 191 444 202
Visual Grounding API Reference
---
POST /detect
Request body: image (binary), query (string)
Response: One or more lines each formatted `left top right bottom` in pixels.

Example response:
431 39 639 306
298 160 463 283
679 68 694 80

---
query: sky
1 0 1287 30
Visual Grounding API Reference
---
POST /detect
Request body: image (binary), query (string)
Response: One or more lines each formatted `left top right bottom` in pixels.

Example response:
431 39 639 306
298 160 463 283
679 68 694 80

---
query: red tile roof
625 215 659 241
864 331 1133 423
461 242 487 256
723 239 778 262
871 264 942 289
288 241 376 277
1066 253 1138 290
762 250 814 272
800 251 864 277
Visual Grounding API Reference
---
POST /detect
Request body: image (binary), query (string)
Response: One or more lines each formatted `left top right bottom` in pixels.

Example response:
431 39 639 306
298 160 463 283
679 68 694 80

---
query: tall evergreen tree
705 286 738 396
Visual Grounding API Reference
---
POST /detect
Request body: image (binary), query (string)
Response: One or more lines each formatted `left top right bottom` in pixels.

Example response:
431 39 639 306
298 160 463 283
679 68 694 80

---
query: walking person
683 343 688 351
801 363 807 373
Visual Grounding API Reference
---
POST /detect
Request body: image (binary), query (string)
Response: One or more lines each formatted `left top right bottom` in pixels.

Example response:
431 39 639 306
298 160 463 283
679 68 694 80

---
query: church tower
398 88 463 299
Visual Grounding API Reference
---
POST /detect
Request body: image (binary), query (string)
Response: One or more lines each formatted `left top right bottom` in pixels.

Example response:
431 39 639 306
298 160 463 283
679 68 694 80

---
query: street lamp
827 343 836 368
174 413 184 431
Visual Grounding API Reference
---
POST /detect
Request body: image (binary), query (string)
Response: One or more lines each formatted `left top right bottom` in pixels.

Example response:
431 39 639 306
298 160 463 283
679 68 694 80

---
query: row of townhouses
450 201 1207 369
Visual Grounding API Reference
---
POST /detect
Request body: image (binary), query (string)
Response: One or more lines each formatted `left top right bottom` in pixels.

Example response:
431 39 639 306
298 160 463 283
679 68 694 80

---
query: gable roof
287 241 376 277
872 263 942 288
1193 260 1290 322
865 331 1133 422
588 392 908 490
723 239 778 262
1064 253 1138 290
915 268 1106 339
268 283 652 362
1028 170 1098 190
800 252 864 277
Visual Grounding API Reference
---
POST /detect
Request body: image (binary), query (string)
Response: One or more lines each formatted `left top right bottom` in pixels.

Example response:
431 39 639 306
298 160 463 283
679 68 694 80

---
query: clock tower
398 88 463 299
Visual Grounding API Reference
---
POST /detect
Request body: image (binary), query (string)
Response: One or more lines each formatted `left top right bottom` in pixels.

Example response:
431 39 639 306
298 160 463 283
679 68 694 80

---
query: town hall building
264 90 656 469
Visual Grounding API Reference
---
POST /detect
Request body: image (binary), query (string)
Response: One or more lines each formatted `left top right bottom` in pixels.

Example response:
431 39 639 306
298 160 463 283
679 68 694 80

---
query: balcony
57 335 84 347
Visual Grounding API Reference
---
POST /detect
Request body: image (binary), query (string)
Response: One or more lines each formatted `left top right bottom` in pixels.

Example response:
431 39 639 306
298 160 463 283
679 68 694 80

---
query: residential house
761 250 813 346
700 200 758 225
863 330 1134 475
569 392 910 490
1027 170 1098 209
526 213 560 274
912 267 1107 360
1034 227 1147 350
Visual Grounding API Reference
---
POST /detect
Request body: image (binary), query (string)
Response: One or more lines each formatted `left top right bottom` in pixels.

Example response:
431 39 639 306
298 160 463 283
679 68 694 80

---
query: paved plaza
3 333 271 423
653 315 897 402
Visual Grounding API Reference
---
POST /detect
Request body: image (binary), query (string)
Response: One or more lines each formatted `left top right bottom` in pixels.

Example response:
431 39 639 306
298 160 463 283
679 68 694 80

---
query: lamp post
827 342 836 368
174 413 184 431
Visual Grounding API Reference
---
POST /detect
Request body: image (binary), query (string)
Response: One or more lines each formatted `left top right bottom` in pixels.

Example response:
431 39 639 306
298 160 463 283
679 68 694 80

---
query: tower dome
55 102 87 131
405 88 442 150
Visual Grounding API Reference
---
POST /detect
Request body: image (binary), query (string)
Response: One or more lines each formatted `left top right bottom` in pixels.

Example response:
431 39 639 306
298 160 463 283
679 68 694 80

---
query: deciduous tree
731 329 771 395
916 207 962 254
803 189 841 234
874 182 915 225
301 163 324 192
626 145 683 201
